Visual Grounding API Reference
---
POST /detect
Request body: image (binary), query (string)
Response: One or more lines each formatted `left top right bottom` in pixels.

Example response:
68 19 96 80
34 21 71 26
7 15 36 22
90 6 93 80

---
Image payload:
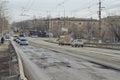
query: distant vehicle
29 30 38 37
16 37 21 43
31 35 38 38
13 35 18 41
37 31 42 37
29 30 47 37
5 34 10 40
71 39 84 47
19 33 25 37
47 33 53 37
37 31 47 37
41 31 47 37
58 35 72 45
19 39 29 45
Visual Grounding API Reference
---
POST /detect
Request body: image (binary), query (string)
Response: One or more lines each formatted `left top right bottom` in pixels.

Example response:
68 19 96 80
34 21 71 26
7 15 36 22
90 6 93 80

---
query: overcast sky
5 0 120 22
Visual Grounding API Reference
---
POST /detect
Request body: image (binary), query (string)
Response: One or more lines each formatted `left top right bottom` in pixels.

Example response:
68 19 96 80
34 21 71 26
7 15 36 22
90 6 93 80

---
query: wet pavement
14 41 120 80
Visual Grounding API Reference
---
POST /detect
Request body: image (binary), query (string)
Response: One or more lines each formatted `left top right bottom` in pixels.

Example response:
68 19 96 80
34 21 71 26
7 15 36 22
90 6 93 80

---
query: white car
71 39 84 47
19 39 29 45
16 37 21 43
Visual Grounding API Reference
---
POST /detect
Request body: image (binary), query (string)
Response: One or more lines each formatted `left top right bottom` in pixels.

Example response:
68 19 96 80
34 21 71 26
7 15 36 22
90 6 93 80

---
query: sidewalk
0 41 9 51
0 41 10 79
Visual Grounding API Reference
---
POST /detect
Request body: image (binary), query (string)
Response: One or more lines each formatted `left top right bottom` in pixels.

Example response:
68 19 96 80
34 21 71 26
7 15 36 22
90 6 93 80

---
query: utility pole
33 15 36 30
47 11 51 40
63 5 65 28
98 0 102 43
90 17 93 42
60 4 65 29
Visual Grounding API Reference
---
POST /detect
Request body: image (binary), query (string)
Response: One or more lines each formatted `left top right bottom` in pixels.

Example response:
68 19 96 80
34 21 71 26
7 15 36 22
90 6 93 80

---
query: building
48 17 99 39
13 17 100 41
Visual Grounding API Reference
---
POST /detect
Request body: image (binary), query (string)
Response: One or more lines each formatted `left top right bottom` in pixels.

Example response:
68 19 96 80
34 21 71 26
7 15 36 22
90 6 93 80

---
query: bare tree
106 17 120 42
0 2 9 35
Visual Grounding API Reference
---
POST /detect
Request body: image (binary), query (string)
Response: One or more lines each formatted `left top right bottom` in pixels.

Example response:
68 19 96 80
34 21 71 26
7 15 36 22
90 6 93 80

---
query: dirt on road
0 41 19 80
0 41 10 79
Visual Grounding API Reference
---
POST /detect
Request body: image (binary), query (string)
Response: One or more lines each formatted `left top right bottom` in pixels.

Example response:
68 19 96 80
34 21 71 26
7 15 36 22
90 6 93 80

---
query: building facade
49 17 99 39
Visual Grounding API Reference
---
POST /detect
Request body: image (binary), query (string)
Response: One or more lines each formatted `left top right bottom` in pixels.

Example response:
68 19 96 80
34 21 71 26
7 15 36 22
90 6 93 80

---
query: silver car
71 39 84 47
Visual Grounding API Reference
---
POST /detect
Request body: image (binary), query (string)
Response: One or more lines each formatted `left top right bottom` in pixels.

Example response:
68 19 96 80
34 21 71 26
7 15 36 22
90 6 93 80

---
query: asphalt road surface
13 38 120 80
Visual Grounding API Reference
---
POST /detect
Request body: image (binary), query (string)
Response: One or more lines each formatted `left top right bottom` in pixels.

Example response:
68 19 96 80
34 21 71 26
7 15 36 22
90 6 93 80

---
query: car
31 35 38 38
19 32 25 37
71 39 84 47
19 39 29 45
19 34 25 37
13 35 18 41
58 35 72 45
16 37 21 43
5 34 10 40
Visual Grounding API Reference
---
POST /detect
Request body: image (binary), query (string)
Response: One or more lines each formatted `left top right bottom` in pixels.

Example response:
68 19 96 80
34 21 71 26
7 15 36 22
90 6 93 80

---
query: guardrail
11 41 28 80
45 39 120 50
84 43 120 50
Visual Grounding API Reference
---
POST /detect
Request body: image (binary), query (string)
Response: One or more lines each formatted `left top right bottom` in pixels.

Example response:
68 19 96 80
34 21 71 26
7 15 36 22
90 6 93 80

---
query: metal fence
45 38 120 50
84 43 120 50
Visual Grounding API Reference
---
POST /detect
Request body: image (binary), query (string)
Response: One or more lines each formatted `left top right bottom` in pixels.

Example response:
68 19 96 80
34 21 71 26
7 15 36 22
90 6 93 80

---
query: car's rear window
21 39 27 41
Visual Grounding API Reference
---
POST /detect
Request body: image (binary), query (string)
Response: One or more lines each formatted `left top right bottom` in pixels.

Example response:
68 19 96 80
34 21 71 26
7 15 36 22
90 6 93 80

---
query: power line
98 0 102 43
71 0 98 12
50 0 70 12
21 0 36 16
85 2 120 18
27 0 35 11
104 3 120 10
26 0 31 9
101 2 120 17
22 0 35 12
86 2 120 17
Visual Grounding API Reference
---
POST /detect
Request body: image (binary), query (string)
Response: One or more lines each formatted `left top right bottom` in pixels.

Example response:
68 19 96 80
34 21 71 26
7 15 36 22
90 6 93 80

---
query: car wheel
81 45 84 47
75 45 77 47
59 43 61 45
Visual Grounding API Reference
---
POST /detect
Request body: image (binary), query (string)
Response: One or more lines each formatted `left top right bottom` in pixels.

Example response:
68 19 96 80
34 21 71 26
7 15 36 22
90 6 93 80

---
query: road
12 37 120 80
27 37 120 69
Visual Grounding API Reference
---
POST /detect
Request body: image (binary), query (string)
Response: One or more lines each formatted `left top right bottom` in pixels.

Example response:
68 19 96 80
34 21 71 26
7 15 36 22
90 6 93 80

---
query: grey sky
6 0 120 22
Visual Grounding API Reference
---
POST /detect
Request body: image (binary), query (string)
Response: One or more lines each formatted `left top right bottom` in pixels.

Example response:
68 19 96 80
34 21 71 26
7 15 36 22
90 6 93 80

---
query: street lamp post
20 14 29 34
62 5 65 28
47 11 52 41
58 4 65 28
59 4 66 36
